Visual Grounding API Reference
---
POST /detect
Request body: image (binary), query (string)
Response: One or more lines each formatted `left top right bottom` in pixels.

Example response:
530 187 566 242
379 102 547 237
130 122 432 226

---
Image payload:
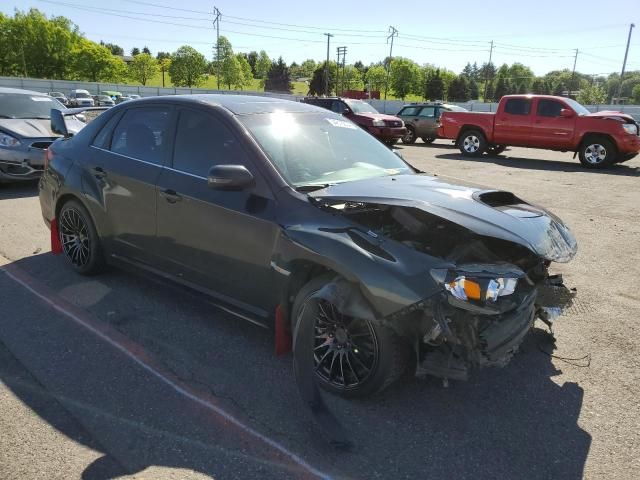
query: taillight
45 148 54 169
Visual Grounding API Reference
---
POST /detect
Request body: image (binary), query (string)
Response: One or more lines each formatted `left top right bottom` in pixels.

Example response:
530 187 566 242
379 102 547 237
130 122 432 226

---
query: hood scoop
474 190 543 219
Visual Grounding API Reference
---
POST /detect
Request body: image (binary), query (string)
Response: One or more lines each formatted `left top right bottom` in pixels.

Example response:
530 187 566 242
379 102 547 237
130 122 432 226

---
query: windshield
240 112 414 188
75 92 90 98
0 93 64 119
344 100 379 114
563 98 591 116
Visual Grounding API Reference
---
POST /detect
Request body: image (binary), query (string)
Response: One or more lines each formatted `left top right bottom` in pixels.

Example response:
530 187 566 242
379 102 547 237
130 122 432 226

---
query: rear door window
536 99 564 117
418 106 436 118
110 107 172 165
172 108 248 178
504 98 531 115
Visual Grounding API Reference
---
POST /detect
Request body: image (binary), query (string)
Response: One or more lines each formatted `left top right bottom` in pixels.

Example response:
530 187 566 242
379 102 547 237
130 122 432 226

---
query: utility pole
570 48 579 94
615 23 635 104
384 26 398 107
324 33 333 96
337 46 347 95
482 40 494 102
213 6 221 90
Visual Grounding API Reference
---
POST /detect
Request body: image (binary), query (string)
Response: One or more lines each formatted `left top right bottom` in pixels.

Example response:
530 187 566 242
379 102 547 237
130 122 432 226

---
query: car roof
126 94 319 115
0 87 47 96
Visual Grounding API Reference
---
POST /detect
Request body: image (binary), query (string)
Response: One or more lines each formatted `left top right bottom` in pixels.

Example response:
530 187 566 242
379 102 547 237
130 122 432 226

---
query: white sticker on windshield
326 118 357 129
32 96 53 102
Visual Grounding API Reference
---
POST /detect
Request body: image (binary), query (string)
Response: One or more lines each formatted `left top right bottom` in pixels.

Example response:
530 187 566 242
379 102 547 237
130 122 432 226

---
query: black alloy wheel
58 200 105 275
313 298 379 390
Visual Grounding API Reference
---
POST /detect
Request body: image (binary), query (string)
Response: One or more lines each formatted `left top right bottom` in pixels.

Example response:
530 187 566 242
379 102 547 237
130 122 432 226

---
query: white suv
68 89 95 107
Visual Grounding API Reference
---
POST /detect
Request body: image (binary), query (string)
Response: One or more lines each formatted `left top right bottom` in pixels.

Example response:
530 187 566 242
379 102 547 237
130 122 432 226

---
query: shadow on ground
0 181 39 199
1 252 592 479
434 152 640 176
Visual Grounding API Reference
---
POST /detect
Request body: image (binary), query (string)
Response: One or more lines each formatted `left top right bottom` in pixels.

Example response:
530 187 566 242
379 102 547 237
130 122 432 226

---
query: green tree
159 57 171 87
142 46 151 55
577 84 607 105
127 53 158 86
364 65 386 92
102 42 123 56
389 57 420 100
246 51 258 76
264 57 292 93
255 50 271 85
131 47 140 56
340 65 364 91
71 39 126 82
308 62 335 95
468 78 479 100
298 59 317 78
508 62 534 92
220 55 242 89
448 75 469 102
169 45 207 87
493 75 510 100
424 69 445 100
236 53 253 89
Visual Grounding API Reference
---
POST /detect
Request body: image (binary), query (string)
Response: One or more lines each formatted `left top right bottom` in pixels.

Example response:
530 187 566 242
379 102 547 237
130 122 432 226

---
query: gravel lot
0 142 639 479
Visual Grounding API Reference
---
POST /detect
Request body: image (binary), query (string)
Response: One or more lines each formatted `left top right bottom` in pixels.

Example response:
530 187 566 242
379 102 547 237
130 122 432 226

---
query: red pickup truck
438 94 640 168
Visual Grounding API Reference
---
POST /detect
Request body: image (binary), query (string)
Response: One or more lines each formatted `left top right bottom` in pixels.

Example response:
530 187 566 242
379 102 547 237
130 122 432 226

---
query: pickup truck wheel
458 130 487 157
579 137 616 168
487 145 506 155
421 137 436 144
401 127 416 144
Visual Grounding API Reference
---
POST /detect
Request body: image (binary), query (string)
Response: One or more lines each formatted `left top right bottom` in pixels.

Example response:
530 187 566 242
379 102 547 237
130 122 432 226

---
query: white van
68 89 95 107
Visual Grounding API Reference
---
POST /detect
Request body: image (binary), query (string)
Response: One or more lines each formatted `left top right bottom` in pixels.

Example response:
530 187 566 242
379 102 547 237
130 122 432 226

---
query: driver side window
172 108 248 178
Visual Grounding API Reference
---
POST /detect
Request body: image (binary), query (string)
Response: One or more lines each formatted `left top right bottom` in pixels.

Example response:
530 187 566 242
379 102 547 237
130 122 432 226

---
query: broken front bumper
0 139 53 182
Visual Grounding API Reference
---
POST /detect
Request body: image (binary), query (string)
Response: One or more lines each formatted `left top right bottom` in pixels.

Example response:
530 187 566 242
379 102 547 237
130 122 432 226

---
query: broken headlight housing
431 268 520 303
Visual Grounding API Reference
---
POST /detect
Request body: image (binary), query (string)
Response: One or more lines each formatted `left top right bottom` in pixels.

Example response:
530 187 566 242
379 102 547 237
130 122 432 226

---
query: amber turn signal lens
462 279 481 300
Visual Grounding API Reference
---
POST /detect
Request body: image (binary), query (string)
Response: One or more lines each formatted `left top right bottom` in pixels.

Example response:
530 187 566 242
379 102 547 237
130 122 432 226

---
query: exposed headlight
431 269 518 303
0 131 21 147
622 123 638 135
372 119 386 127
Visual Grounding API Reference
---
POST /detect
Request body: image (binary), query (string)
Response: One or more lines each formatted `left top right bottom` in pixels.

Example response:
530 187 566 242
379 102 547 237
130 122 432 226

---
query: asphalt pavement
1 143 639 479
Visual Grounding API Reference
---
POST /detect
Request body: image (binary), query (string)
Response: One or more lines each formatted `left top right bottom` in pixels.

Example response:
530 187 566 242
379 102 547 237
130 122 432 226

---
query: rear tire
292 274 409 398
578 136 616 169
458 129 487 157
384 138 398 146
421 137 436 144
58 199 105 275
486 144 506 155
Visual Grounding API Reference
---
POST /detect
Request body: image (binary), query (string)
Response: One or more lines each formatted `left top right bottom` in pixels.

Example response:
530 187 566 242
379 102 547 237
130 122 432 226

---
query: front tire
458 129 487 157
578 137 616 169
401 127 416 144
421 137 436 144
292 275 409 398
58 200 105 275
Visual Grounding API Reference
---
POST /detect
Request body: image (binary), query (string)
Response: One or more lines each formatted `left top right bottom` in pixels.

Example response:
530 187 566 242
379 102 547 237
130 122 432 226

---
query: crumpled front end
308 188 578 382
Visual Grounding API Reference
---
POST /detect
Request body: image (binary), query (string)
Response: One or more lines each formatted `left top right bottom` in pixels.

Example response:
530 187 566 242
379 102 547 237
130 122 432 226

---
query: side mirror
342 107 352 115
75 113 87 123
50 109 70 137
207 164 254 190
560 108 575 118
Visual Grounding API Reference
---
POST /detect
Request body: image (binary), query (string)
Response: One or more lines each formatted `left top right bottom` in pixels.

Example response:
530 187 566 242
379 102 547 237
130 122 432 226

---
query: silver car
0 87 83 183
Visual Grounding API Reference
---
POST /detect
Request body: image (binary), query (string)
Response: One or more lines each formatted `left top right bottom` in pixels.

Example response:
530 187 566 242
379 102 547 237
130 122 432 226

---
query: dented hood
309 174 577 262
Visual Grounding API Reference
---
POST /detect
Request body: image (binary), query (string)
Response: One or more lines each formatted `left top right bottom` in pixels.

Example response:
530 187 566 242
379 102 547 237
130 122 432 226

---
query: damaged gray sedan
39 95 577 400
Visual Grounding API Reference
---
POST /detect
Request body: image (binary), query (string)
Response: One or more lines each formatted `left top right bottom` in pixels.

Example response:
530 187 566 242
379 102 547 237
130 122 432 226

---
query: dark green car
397 102 468 144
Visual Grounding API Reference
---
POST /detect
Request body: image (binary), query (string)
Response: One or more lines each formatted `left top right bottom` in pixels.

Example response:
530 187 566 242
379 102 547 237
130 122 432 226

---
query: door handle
160 188 182 203
93 166 107 179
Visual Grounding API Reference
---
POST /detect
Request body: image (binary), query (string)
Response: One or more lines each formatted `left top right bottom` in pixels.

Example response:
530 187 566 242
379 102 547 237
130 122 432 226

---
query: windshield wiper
0 115 14 119
296 183 334 192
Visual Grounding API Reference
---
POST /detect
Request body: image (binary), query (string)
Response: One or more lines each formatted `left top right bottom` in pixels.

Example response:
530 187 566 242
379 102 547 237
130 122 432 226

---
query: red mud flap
50 218 62 255
274 305 292 355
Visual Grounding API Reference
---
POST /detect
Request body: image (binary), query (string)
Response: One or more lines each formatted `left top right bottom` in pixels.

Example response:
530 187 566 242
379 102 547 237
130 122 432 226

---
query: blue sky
3 0 639 76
